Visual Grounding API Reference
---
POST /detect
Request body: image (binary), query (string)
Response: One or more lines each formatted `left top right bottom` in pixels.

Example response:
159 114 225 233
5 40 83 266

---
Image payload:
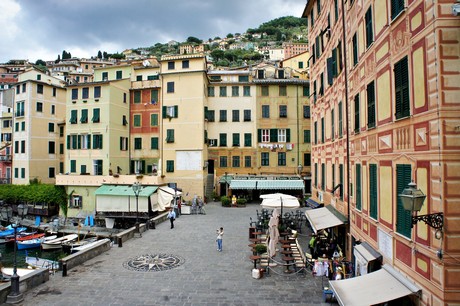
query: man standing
167 208 176 229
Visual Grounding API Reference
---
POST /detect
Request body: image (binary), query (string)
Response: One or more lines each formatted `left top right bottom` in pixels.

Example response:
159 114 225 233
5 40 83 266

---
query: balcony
0 155 12 162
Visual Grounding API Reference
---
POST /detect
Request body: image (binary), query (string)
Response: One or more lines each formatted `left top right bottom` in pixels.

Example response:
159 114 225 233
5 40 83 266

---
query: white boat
2 267 36 277
25 256 59 271
41 234 78 250
63 237 98 254
71 239 102 253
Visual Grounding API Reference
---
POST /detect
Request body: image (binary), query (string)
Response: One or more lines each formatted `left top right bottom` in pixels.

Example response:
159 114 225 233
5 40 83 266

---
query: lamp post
399 181 444 231
0 206 13 225
132 182 141 235
17 204 28 220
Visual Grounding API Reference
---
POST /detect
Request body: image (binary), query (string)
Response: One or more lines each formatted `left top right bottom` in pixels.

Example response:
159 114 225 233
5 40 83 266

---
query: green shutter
356 164 361 210
174 105 179 118
257 129 262 142
286 129 291 142
270 129 277 142
67 135 70 149
151 137 158 149
162 106 166 118
396 164 412 238
369 164 378 219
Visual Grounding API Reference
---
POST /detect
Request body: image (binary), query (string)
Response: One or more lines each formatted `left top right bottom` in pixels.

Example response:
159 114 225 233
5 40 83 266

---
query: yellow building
280 51 310 80
303 0 460 304
13 68 67 184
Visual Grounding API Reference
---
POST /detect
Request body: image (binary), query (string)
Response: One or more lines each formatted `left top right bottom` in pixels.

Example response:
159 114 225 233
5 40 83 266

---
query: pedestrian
216 227 224 251
309 234 316 258
192 194 198 214
167 207 176 229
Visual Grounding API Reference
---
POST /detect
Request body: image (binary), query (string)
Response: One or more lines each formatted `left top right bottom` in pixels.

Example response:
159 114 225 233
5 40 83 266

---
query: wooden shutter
369 164 378 219
356 164 361 210
286 129 291 142
270 129 278 142
396 164 412 238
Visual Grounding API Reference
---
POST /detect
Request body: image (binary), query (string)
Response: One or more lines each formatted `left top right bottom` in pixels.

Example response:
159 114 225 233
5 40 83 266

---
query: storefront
227 175 305 200
353 241 382 276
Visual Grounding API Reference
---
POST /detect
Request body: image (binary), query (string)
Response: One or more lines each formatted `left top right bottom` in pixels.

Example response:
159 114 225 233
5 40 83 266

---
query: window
168 61 175 70
352 33 358 66
310 10 314 29
37 84 43 94
147 75 159 80
314 121 318 144
167 82 175 93
70 160 76 173
232 110 239 122
22 83 26 93
334 0 339 22
279 85 287 96
354 94 360 133
261 152 269 166
123 115 128 126
245 156 251 167
93 160 103 175
279 105 287 118
48 123 54 132
120 137 128 151
93 134 103 149
219 86 227 97
365 7 374 48
80 109 88 123
220 156 227 168
391 0 405 20
303 105 311 118
319 72 324 96
59 126 64 137
239 75 249 82
21 168 25 178
394 56 410 119
21 121 25 131
71 88 78 100
369 164 378 219
70 194 82 208
208 87 215 97
356 164 362 210
317 0 321 15
207 110 215 122
278 129 288 142
219 133 227 147
94 86 101 98
133 114 141 127
150 137 158 149
338 101 343 137
304 130 311 143
339 164 344 200
48 141 55 154
232 133 240 146
80 134 91 149
261 86 269 96
303 86 310 97
51 105 55 115
278 152 286 166
321 163 325 190
259 129 270 143
36 102 43 112
134 91 141 103
60 143 64 154
182 60 189 68
231 86 239 97
116 71 122 79
262 105 270 118
244 110 251 121
298 61 304 69
367 81 376 128
150 114 158 126
92 108 100 123
82 87 89 99
166 129 175 143
396 164 412 238
232 156 240 168
102 72 108 81
304 153 311 167
331 109 335 140
163 105 178 118
321 117 325 143
70 110 78 124
219 110 227 122
136 75 142 81
37 74 41 81
244 133 252 147
134 138 142 150
243 86 251 96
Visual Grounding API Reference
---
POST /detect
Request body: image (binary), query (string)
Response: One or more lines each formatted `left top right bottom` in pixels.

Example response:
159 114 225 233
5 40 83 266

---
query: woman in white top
216 227 224 252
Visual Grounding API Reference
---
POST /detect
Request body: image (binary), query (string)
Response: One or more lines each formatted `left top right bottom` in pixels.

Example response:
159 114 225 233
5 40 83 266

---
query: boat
17 235 57 250
25 256 59 271
62 237 98 254
5 232 45 244
0 225 27 238
68 238 100 253
1 267 36 278
41 234 78 250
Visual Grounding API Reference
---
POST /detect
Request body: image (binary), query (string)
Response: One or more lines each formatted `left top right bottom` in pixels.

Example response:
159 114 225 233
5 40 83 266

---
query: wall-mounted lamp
297 164 302 175
399 181 444 231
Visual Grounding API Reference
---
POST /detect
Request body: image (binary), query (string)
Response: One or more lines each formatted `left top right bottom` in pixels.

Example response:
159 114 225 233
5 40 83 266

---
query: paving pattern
19 202 339 306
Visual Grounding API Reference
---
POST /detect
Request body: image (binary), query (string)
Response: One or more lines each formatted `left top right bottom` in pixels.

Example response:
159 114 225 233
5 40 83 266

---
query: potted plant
254 244 267 255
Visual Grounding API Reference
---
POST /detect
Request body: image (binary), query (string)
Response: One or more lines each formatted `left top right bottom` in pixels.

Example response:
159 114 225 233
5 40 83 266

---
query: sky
0 0 306 63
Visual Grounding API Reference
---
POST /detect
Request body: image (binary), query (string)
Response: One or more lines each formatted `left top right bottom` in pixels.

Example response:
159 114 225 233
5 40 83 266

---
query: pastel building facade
303 0 460 304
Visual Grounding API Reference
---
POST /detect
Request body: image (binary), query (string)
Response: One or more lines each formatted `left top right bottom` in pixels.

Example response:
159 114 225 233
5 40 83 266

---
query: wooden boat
62 237 98 254
41 234 78 250
68 238 100 253
5 232 45 244
17 235 56 250
25 256 59 271
0 225 27 238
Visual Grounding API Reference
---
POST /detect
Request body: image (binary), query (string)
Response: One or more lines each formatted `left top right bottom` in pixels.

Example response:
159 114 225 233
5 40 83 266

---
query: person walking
167 208 176 229
216 227 224 252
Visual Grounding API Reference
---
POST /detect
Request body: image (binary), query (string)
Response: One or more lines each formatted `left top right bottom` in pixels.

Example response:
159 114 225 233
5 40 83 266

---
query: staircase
205 173 214 201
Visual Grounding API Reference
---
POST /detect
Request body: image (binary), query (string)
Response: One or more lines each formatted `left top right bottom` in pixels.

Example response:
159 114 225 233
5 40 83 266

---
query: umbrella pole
280 197 283 226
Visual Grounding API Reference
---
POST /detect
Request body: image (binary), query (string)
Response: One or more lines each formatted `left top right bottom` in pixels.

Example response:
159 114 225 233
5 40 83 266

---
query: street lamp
297 164 302 175
399 181 444 231
132 182 142 236
6 223 23 303
17 204 28 220
0 206 13 225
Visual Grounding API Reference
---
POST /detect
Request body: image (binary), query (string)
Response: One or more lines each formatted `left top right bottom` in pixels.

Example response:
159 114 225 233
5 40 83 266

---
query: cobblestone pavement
19 202 338 306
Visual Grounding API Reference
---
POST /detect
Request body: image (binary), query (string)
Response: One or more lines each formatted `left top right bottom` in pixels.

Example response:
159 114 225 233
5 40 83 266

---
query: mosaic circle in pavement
123 253 185 272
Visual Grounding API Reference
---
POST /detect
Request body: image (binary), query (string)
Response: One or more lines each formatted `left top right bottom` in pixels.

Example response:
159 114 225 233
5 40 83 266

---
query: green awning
257 180 304 190
229 180 257 189
219 175 233 184
95 185 158 197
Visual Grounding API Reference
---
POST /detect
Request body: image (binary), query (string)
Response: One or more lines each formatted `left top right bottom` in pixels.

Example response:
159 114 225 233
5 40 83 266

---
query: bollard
118 236 122 248
62 262 67 277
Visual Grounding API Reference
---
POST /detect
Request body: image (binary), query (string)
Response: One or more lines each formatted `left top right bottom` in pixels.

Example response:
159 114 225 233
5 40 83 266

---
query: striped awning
95 184 158 197
257 180 304 190
229 180 257 189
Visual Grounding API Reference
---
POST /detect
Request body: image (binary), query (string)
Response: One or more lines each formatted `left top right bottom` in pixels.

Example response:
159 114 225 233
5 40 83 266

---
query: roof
95 185 158 197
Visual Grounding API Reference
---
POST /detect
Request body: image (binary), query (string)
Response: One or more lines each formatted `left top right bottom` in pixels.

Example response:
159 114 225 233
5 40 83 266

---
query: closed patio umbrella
268 208 280 257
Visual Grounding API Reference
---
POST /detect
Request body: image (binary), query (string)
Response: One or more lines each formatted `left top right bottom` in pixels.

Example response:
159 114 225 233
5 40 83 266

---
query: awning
229 180 257 189
219 175 233 184
95 184 158 197
304 205 345 233
354 242 382 262
305 198 323 209
229 179 304 190
329 265 421 306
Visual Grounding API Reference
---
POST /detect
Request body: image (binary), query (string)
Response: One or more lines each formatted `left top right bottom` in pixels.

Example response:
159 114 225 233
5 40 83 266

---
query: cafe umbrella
260 193 300 217
267 208 280 258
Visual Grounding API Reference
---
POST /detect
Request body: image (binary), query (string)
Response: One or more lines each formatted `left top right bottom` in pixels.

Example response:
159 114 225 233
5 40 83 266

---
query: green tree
186 36 202 44
97 50 102 59
211 49 224 62
226 33 234 38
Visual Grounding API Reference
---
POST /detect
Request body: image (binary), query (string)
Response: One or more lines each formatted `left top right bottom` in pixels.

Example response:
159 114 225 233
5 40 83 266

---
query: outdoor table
282 256 295 273
250 255 261 269
248 243 258 255
249 238 262 243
